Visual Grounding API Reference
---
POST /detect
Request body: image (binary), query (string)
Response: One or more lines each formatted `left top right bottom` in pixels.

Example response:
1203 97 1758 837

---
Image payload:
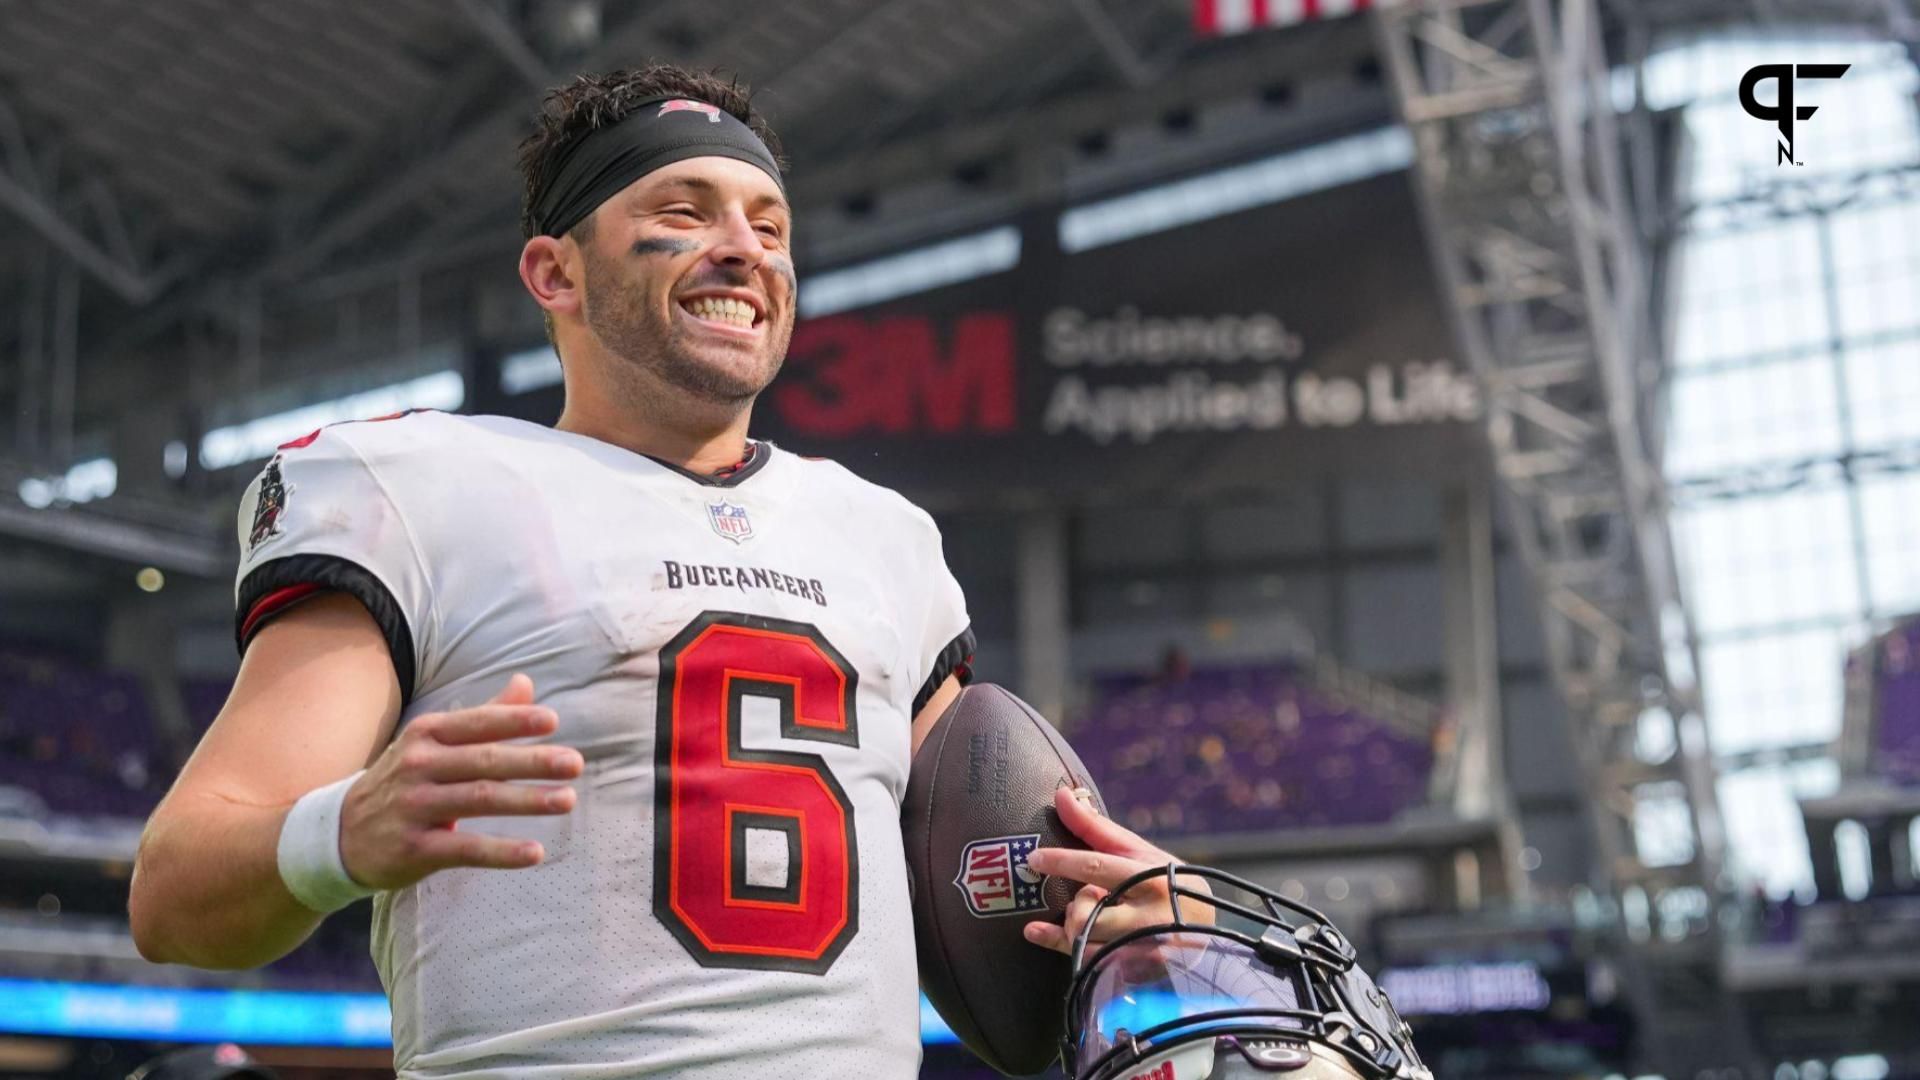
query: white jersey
233 410 973 1080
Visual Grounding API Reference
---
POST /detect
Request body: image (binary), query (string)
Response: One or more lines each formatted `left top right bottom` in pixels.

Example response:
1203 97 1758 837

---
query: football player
130 65 1190 1078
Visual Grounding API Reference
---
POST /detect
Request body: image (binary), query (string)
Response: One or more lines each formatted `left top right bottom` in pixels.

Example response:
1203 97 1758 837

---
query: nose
707 208 766 273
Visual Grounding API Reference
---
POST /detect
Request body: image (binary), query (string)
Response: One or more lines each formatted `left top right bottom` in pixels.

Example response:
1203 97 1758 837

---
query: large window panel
1694 44 1916 184
1717 759 1840 897
1844 336 1920 451
1698 626 1854 754
1666 355 1844 479
1859 472 1920 616
1827 200 1920 280
1648 37 1913 183
1657 32 1920 897
1834 266 1920 343
1802 55 1920 175
1680 96 1775 205
1669 221 1827 369
1669 292 1736 370
1674 488 1862 635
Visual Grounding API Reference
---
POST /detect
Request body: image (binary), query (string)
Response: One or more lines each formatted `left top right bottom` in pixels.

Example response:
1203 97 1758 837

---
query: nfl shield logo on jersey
707 501 754 544
954 834 1046 917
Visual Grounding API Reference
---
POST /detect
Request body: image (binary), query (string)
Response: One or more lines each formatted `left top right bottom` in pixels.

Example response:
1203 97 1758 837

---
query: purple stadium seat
0 649 166 820
1877 622 1920 786
264 919 383 992
181 677 234 733
1073 663 1435 837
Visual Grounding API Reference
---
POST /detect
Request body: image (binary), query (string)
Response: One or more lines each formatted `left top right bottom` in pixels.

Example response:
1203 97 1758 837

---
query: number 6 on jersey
653 611 860 973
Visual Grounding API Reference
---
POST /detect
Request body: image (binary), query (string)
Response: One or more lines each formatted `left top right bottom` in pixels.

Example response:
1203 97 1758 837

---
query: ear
519 235 582 320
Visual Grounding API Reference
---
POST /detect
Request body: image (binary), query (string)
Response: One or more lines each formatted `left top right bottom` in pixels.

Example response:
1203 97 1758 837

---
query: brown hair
516 64 786 242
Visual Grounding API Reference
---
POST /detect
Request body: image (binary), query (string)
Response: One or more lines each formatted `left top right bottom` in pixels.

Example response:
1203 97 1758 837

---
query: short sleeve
912 528 976 719
232 426 431 705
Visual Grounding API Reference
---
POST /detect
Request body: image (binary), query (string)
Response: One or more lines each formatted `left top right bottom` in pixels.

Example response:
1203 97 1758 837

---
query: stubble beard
580 246 792 409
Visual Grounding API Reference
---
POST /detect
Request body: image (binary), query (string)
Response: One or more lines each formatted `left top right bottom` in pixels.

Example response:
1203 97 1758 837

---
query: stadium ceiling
0 0 1389 444
0 0 1911 461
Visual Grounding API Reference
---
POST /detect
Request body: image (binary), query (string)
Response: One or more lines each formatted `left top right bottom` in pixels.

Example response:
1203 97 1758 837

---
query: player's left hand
1022 786 1213 956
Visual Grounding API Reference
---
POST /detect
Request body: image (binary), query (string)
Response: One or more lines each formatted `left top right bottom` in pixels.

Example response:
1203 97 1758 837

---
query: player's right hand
336 673 582 890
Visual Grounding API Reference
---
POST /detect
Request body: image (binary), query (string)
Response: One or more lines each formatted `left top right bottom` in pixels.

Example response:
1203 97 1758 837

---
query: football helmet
127 1044 276 1080
1062 864 1431 1080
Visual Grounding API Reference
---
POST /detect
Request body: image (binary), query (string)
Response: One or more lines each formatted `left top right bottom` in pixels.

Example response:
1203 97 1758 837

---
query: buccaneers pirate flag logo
247 456 292 553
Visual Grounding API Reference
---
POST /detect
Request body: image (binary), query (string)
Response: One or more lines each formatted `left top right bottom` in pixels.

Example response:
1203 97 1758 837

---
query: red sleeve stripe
276 409 424 452
239 582 326 643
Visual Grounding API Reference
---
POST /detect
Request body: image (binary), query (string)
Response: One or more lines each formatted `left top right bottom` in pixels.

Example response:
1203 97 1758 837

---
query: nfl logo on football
707 501 753 544
954 834 1046 917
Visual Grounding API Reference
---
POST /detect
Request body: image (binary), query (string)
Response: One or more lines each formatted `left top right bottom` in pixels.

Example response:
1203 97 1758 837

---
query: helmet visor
1073 931 1316 1071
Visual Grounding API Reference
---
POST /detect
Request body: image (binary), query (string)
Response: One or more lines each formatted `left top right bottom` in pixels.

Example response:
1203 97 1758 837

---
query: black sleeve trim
913 625 977 719
236 553 418 707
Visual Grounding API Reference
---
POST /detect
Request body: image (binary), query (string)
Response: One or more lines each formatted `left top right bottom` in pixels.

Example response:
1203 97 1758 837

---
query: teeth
684 296 757 327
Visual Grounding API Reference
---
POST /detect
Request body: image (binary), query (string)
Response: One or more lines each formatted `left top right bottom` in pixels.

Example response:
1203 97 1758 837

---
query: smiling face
571 156 797 408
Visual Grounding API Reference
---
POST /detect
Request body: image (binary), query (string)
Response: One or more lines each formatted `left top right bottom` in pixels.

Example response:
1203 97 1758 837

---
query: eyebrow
651 175 791 216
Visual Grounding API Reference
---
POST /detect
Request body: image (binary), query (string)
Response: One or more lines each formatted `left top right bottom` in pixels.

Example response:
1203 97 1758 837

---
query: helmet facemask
1061 864 1431 1080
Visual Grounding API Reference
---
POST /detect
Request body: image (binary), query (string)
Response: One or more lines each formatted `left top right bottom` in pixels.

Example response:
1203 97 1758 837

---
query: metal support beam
1670 434 1920 503
1376 1 1749 1073
0 502 224 577
0 172 158 305
0 457 225 578
49 261 78 465
0 99 164 305
1067 0 1159 88
792 27 1378 207
1668 159 1920 235
452 0 556 91
117 0 722 312
1626 0 1920 35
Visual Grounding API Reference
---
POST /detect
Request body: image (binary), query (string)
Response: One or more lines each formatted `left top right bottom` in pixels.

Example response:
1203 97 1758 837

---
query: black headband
531 96 784 239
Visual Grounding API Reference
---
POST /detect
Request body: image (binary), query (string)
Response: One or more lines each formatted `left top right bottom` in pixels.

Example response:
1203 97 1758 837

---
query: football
904 683 1109 1075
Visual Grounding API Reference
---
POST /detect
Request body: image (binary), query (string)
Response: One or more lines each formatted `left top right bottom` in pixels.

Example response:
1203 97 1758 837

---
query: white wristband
277 770 377 913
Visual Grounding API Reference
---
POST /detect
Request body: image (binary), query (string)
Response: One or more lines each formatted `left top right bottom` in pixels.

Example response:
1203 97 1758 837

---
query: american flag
1005 835 1044 910
955 834 1046 916
1193 0 1398 37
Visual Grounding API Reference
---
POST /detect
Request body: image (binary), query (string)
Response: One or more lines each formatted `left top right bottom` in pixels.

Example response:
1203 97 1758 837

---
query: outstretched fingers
338 673 580 889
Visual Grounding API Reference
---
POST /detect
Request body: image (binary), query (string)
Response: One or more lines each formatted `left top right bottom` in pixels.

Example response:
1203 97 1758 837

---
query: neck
555 354 755 475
